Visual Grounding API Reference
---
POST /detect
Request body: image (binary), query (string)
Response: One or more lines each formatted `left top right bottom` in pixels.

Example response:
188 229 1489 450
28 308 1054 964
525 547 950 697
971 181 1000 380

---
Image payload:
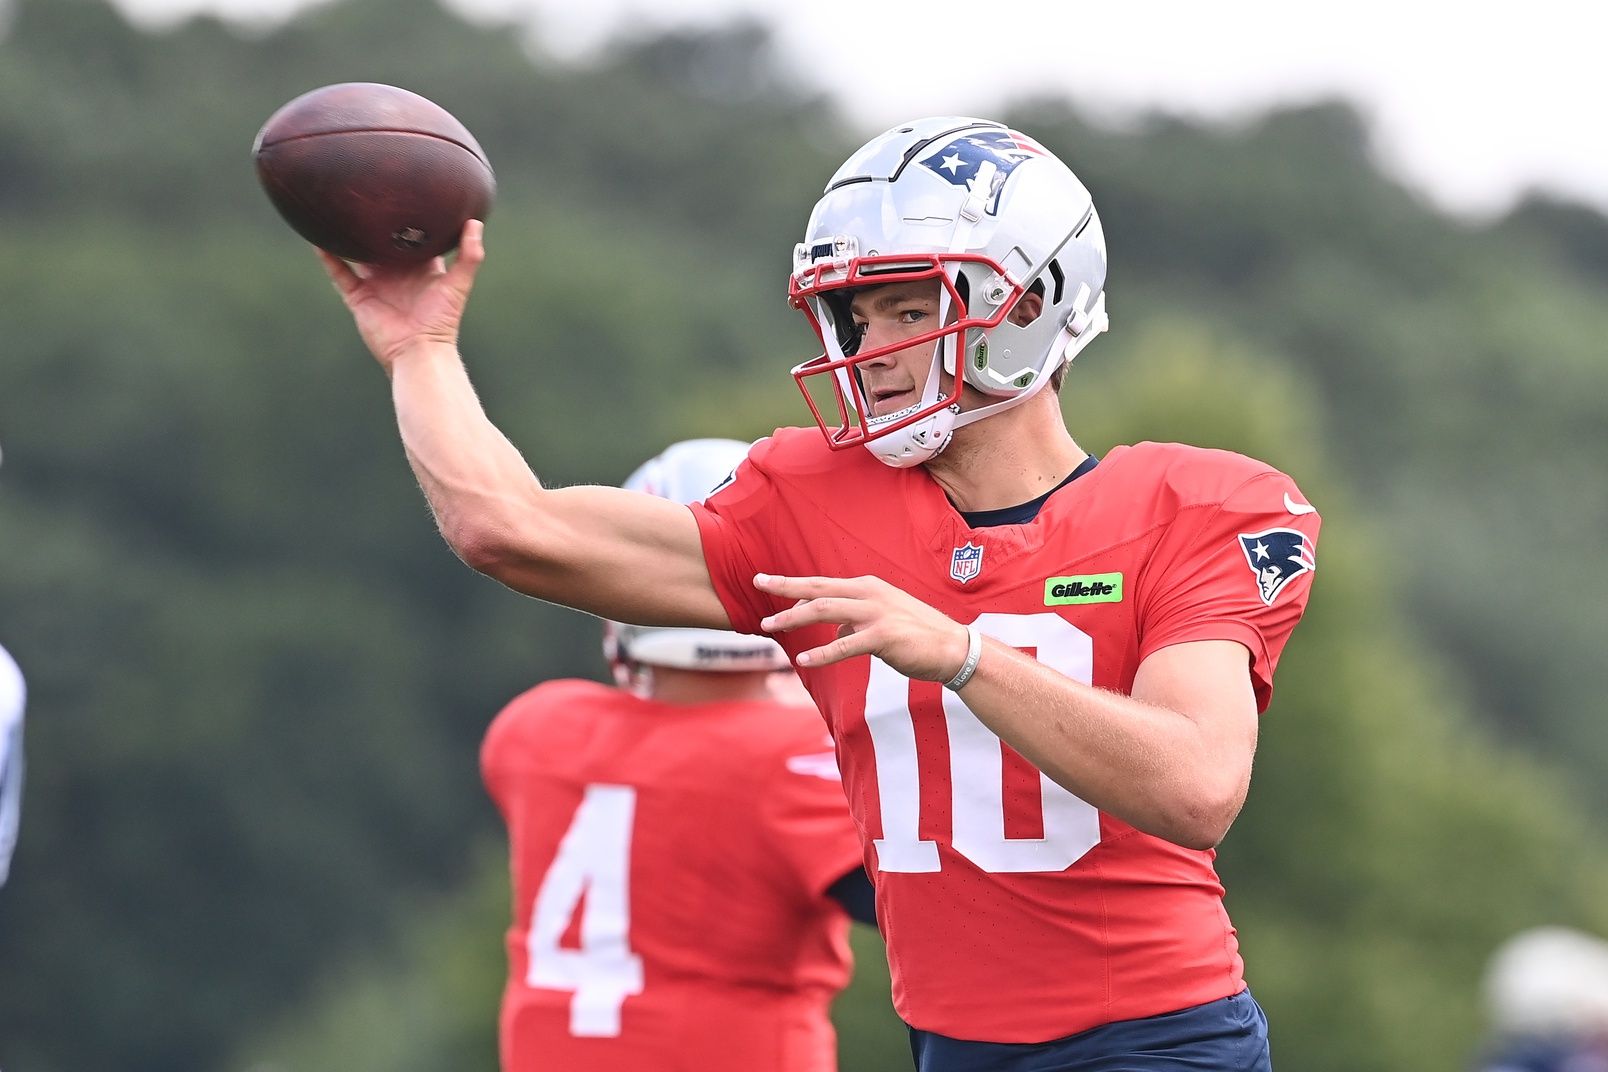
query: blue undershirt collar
957 453 1099 528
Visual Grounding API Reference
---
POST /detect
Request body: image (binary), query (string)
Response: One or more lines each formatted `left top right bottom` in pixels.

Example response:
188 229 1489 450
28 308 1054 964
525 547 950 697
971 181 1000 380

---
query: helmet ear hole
1008 285 1045 327
1046 260 1064 305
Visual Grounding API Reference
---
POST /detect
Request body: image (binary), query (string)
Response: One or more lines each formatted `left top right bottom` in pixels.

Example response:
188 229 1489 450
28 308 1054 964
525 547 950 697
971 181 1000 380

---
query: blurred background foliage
1 0 1606 1069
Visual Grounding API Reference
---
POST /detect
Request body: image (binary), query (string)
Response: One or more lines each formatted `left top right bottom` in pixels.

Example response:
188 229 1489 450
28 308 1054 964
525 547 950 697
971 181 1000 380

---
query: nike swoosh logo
1284 493 1317 516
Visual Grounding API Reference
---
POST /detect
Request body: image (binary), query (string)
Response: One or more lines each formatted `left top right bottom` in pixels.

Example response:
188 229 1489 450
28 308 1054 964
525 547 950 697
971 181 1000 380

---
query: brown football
252 82 495 265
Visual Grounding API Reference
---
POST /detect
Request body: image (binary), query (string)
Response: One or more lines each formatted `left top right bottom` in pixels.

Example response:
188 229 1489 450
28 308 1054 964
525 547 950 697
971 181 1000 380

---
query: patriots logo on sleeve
918 129 1046 215
1238 528 1317 606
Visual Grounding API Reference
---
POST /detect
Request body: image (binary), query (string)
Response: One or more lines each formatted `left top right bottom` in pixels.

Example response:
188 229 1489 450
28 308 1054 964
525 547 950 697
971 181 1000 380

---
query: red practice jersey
482 678 865 1072
692 430 1320 1043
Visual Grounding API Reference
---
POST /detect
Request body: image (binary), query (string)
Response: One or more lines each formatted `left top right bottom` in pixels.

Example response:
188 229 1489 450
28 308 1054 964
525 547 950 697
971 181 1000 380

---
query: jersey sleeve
479 701 523 818
479 682 556 817
757 732 866 901
1137 469 1320 710
689 437 786 636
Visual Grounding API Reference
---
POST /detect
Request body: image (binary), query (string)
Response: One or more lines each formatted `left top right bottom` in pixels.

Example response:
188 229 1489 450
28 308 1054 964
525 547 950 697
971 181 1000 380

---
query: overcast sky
110 0 1608 220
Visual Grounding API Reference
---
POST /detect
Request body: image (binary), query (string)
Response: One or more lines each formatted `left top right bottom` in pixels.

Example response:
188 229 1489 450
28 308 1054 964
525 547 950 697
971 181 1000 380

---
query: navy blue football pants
908 989 1271 1072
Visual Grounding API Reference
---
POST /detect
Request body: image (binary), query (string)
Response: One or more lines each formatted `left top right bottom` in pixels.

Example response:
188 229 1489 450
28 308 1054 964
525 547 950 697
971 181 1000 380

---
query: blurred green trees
2 0 1606 1070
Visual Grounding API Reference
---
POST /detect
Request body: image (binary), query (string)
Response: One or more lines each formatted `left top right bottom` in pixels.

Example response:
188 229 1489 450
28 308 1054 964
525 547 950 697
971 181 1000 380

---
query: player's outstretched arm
317 222 730 629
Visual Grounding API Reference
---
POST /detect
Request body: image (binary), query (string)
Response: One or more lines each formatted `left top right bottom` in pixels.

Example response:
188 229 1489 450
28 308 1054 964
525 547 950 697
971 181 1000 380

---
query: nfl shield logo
950 542 985 584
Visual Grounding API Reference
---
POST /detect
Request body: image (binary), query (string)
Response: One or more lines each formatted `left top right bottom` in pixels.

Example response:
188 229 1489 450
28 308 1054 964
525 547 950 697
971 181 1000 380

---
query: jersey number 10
865 612 1103 874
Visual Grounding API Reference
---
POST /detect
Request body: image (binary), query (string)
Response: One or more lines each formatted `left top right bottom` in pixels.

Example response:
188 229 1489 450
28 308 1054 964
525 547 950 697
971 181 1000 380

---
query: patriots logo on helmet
1239 528 1316 606
919 129 1046 215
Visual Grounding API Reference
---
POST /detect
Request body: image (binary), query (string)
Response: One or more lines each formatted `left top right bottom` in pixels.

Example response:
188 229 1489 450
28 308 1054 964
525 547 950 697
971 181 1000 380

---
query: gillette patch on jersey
1043 573 1123 606
1238 528 1316 605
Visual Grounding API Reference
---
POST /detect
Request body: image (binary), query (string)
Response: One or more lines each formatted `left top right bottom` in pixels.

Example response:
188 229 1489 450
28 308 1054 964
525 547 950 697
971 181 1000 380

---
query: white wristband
943 624 983 691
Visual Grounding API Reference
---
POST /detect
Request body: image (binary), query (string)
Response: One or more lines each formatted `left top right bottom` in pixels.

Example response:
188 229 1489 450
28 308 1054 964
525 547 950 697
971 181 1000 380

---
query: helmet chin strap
864 339 960 468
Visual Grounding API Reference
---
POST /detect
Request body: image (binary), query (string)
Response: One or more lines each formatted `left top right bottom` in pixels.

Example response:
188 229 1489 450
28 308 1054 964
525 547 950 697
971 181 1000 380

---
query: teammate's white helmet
1484 926 1608 1035
605 439 790 676
789 116 1109 467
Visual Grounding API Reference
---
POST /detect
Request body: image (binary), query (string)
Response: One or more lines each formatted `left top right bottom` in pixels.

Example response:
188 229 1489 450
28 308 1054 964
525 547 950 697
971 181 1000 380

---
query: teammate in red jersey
482 438 870 1072
320 116 1319 1070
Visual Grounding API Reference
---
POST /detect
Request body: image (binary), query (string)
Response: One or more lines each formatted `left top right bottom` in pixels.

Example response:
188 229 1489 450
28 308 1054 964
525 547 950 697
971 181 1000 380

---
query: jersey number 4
866 612 1102 874
527 784 644 1037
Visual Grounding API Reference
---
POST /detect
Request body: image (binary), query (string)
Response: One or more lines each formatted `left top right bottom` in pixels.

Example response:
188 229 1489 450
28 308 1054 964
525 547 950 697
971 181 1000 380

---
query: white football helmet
789 116 1109 467
604 439 790 683
1484 926 1608 1035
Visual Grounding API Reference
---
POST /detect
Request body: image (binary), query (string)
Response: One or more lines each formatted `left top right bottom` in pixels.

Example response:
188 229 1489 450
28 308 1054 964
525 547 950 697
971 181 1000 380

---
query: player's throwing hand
317 219 486 372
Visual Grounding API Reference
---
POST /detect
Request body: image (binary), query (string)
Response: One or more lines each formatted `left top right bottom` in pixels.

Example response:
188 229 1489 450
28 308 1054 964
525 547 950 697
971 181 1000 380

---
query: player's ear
1007 290 1044 327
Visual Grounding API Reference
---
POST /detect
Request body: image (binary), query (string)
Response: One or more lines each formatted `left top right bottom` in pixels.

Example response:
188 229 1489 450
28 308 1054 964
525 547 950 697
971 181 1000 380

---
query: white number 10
865 612 1102 874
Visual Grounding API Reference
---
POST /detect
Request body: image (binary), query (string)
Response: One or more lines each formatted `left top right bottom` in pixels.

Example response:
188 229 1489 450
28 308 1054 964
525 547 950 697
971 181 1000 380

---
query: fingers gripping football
754 573 973 682
317 219 486 371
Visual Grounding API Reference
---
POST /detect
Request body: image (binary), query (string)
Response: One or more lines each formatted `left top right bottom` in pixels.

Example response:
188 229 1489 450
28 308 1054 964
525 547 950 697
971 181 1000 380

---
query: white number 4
527 784 645 1037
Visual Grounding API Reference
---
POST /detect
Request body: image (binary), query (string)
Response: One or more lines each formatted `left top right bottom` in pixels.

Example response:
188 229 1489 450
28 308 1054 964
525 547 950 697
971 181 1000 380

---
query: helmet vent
1073 204 1095 238
1048 259 1065 304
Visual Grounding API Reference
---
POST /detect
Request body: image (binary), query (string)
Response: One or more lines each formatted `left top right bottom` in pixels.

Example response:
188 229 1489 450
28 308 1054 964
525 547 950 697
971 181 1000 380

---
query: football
252 82 495 265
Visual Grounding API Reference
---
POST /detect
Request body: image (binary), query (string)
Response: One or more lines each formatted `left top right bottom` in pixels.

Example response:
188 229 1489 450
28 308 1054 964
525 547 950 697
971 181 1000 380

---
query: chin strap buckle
1065 284 1108 338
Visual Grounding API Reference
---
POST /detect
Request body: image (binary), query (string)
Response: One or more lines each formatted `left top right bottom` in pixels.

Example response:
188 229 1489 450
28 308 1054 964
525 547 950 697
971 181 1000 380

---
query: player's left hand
754 573 970 682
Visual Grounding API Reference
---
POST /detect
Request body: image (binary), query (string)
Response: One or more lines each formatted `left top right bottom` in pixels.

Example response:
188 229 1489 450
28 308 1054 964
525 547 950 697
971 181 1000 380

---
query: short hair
1048 359 1068 392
